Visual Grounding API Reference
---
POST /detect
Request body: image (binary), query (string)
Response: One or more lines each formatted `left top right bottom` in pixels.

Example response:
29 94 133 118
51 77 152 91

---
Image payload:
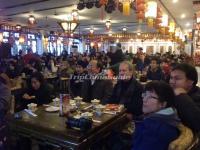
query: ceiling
0 0 196 35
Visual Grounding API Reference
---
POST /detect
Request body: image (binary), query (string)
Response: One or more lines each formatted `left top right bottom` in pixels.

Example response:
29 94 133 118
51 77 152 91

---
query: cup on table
94 105 104 116
27 103 37 112
91 99 100 106
53 98 60 107
74 96 83 107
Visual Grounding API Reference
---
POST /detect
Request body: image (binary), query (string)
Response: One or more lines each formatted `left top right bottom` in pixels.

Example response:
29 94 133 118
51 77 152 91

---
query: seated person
170 63 200 132
70 61 87 97
107 61 143 119
132 81 179 150
81 60 113 103
0 78 11 150
22 72 53 107
146 57 164 81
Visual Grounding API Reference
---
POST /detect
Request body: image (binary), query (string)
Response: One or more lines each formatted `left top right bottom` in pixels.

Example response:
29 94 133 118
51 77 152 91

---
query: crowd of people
0 44 199 150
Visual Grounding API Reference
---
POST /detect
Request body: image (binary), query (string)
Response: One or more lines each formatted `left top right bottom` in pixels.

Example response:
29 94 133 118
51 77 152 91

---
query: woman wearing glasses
132 81 180 150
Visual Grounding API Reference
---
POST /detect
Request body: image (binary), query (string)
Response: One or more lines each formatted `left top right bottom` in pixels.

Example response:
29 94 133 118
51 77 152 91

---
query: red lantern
137 4 145 11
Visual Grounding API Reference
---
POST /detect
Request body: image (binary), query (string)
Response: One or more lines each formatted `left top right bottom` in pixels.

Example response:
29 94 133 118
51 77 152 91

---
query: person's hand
126 113 133 121
23 93 31 100
174 88 187 96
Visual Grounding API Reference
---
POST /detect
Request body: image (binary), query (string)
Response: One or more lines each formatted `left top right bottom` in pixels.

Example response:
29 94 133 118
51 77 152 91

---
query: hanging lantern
145 1 157 28
136 12 145 23
145 1 157 18
19 36 25 44
90 27 94 34
169 21 175 33
136 0 146 23
98 43 102 48
99 0 108 6
105 20 111 30
160 14 168 27
90 42 95 47
119 0 133 16
71 9 79 21
175 28 181 37
16 24 22 31
28 15 36 25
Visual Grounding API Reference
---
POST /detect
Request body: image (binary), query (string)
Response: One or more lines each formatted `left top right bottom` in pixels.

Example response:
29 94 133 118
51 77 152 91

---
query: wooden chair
169 124 199 150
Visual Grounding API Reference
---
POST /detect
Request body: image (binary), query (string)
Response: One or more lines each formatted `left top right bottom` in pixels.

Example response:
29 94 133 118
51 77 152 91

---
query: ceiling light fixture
16 24 22 31
28 15 36 25
122 27 127 32
181 14 186 19
90 27 94 34
71 9 79 21
172 0 178 3
186 23 190 27
105 20 111 30
58 21 79 34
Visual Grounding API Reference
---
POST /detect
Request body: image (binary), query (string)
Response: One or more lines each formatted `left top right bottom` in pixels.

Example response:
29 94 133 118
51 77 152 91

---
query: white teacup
27 103 37 112
91 99 100 105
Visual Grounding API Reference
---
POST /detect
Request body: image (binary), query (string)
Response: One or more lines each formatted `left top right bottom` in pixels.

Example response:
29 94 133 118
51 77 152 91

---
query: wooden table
10 105 127 150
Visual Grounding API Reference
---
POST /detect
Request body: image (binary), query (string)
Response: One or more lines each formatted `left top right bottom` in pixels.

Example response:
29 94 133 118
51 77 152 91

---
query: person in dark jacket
110 43 124 65
0 80 11 150
81 60 113 103
22 72 53 107
107 61 143 119
132 81 179 150
146 57 164 81
170 63 200 132
70 61 87 97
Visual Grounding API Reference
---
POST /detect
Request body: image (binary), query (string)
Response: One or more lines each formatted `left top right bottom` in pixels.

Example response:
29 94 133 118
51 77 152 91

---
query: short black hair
172 63 198 85
97 61 103 72
31 72 45 85
151 57 159 64
144 81 175 107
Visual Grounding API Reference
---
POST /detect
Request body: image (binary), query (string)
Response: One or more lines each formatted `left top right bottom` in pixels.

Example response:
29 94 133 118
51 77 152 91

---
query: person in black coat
81 60 113 103
70 61 87 97
22 72 53 107
107 61 143 119
146 57 164 81
170 63 200 133
110 43 124 65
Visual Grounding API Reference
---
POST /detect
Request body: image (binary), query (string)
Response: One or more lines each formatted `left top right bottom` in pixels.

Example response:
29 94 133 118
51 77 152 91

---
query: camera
66 117 92 132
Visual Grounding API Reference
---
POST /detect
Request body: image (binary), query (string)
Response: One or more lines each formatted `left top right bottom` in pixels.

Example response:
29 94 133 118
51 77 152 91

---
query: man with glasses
170 63 200 133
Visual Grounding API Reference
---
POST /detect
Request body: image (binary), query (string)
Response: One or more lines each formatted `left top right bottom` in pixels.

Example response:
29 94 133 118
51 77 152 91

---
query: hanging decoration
169 21 175 33
105 20 111 30
19 35 25 44
145 1 157 28
154 7 162 30
71 9 79 22
136 0 146 23
28 15 36 25
119 0 133 16
159 14 169 35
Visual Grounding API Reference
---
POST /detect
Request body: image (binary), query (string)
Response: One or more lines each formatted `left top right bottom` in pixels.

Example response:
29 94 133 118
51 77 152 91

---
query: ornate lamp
58 21 79 34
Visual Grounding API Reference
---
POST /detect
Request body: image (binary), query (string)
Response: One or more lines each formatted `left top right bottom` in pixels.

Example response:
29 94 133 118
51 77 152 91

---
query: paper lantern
160 14 168 27
169 21 175 33
145 1 157 19
123 1 130 15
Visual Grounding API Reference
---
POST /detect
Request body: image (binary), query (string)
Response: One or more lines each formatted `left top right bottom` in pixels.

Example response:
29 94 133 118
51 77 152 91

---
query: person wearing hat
70 61 87 97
